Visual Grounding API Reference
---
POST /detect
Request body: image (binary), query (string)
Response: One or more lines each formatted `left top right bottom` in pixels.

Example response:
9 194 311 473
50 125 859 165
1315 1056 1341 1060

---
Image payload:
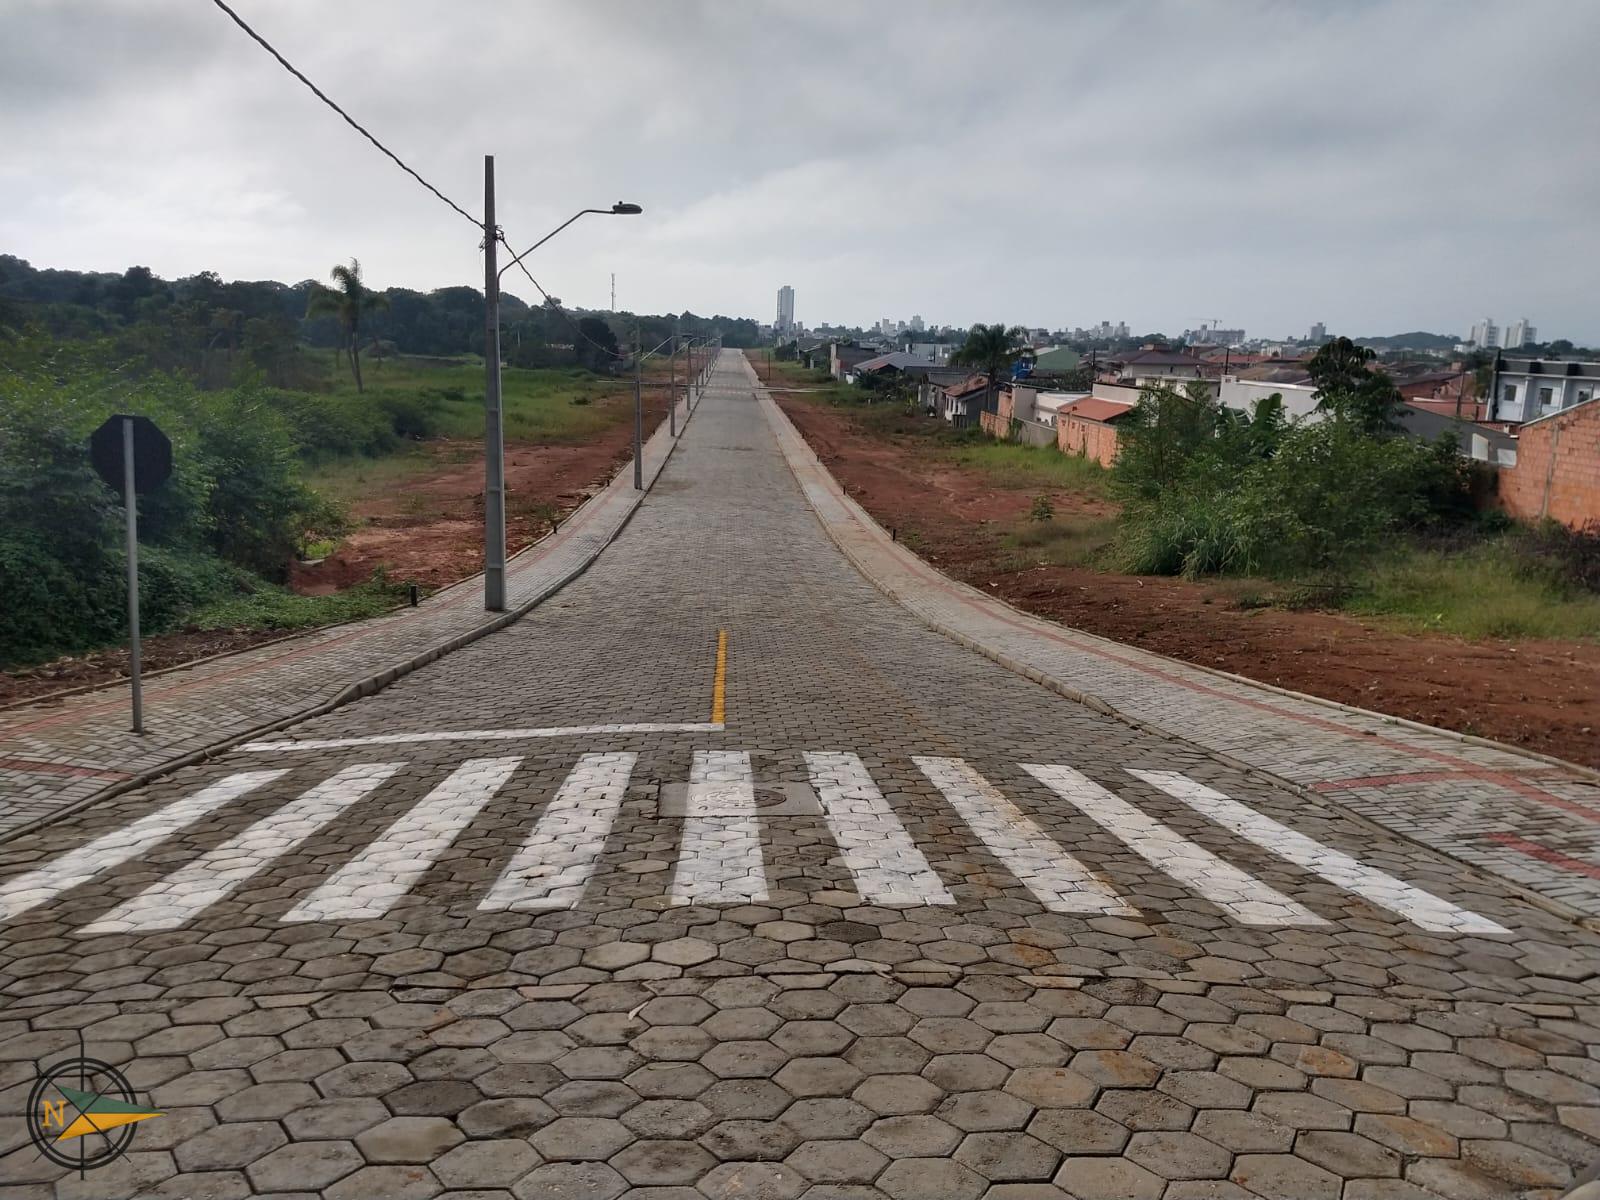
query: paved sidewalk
0 392 696 839
752 357 1600 923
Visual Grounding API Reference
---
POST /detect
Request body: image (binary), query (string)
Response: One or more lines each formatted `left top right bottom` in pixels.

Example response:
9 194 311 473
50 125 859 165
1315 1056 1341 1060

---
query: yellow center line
711 629 728 724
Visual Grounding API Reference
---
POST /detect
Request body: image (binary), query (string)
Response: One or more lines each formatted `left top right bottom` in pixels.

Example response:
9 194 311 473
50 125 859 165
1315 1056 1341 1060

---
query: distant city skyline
4 2 1596 345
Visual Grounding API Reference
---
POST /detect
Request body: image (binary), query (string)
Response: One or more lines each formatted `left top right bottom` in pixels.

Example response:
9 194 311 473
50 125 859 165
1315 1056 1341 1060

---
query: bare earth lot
778 392 1600 769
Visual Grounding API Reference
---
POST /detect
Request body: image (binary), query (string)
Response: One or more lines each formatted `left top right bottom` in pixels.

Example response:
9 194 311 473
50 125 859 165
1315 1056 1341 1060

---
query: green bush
0 336 327 664
1112 383 1471 578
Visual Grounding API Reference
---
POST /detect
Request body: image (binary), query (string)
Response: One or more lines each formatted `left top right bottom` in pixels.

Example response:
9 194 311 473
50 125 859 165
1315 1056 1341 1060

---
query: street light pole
670 319 678 437
482 155 507 612
480 197 642 611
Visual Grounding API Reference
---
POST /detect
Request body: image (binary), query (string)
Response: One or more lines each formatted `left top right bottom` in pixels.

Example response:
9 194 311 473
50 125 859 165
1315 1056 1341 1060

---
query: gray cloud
2 0 1596 341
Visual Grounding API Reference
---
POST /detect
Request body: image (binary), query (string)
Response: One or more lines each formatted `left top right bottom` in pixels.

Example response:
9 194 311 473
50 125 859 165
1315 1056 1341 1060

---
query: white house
1489 358 1600 423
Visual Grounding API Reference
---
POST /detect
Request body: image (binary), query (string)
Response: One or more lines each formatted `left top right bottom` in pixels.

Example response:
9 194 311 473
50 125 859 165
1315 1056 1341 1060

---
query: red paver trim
1314 769 1600 825
0 757 132 781
1488 832 1600 880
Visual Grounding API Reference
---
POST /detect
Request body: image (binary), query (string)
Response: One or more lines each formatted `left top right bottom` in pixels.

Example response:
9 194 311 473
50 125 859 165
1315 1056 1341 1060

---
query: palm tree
306 259 389 392
951 323 1032 416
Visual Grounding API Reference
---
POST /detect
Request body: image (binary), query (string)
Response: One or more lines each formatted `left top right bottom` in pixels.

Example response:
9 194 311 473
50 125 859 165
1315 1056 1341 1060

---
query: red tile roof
1060 397 1135 424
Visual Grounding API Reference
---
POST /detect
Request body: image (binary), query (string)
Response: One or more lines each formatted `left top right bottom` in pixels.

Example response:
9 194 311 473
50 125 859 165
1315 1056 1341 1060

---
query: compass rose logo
26 1035 163 1174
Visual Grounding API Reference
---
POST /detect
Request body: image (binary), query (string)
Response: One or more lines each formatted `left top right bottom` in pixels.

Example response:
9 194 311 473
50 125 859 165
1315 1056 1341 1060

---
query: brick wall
979 410 1007 438
1058 415 1121 467
1498 397 1600 529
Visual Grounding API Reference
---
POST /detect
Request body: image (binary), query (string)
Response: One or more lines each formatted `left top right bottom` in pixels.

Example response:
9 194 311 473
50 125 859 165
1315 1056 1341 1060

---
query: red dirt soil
777 394 1600 770
291 422 644 593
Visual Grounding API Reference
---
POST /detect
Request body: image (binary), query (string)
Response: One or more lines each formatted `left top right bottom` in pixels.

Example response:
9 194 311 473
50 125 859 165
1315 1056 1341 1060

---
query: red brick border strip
1489 832 1600 881
0 757 131 781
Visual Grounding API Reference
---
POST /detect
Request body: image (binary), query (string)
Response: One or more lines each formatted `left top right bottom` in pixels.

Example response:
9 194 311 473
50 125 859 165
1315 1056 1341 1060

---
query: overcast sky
3 0 1597 342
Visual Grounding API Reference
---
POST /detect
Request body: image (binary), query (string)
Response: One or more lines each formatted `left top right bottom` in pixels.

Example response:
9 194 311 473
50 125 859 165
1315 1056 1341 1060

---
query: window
1538 386 1555 408
1578 389 1593 405
1501 383 1517 404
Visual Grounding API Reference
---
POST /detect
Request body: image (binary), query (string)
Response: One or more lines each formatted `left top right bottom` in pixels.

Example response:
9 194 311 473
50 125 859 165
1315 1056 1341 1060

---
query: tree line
0 253 762 390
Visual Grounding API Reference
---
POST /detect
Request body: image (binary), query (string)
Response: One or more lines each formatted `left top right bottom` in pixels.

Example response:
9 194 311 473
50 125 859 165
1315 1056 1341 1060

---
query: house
923 373 989 426
1056 396 1135 466
795 337 828 370
982 384 1071 445
1496 395 1600 529
1029 346 1082 374
1396 404 1516 466
906 342 954 365
999 383 1091 429
1114 349 1217 396
829 344 875 381
853 351 943 379
1489 358 1600 424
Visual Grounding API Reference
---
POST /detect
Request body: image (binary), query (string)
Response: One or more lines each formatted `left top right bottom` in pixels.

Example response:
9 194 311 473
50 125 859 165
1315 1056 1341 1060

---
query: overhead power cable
208 0 479 228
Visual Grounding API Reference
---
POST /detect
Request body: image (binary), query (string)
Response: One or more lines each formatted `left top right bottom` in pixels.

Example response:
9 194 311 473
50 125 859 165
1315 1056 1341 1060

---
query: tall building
1308 322 1327 343
775 285 795 334
1504 318 1536 349
1469 317 1500 350
910 314 925 333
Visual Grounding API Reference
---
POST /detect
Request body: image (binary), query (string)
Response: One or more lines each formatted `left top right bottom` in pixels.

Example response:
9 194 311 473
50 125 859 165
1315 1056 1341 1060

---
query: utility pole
670 319 678 437
482 155 506 612
610 273 615 312
633 323 643 490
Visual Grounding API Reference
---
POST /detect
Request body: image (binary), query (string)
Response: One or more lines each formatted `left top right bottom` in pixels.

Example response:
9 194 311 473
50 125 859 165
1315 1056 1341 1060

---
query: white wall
1219 377 1322 421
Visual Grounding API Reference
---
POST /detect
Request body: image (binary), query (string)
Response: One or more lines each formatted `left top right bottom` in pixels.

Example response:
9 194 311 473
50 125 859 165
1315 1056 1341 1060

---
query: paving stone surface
0 354 1598 1198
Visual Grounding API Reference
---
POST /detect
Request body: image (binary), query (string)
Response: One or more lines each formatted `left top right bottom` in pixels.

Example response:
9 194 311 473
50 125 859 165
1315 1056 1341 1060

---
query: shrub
1112 383 1472 578
0 335 326 663
1028 494 1055 522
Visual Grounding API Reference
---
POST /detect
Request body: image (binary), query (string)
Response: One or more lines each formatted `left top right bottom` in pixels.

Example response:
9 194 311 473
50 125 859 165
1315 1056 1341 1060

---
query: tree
952 323 1031 415
1307 336 1403 435
306 259 389 392
573 316 620 373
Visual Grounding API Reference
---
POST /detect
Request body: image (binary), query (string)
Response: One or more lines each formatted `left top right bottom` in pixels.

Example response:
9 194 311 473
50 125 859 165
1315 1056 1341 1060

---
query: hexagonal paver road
1 353 1598 1197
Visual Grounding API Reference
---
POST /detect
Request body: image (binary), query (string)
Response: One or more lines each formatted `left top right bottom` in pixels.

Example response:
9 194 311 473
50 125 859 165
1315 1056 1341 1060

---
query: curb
754 373 1600 935
0 392 699 846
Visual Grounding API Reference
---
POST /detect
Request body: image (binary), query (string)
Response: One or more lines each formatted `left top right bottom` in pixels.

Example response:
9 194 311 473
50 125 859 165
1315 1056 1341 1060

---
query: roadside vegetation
769 338 1599 645
0 253 745 672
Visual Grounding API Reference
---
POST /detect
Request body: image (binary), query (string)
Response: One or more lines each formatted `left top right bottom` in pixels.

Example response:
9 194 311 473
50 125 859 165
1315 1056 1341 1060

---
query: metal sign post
121 419 143 732
89 413 171 735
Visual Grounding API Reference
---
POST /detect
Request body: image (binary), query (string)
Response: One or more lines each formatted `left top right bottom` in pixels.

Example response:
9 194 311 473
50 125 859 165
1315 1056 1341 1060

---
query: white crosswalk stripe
1131 770 1509 934
1023 763 1328 926
480 752 637 912
914 756 1135 915
0 750 1516 934
0 770 287 923
805 751 954 906
671 750 769 904
285 757 522 923
84 762 402 934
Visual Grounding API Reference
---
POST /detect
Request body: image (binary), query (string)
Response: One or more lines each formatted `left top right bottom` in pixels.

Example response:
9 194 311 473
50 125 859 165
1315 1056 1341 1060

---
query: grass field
1343 542 1600 641
944 441 1109 494
321 353 628 443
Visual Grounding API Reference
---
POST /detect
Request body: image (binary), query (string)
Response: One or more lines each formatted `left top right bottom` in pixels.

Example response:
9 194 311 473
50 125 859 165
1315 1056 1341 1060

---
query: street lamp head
612 202 643 215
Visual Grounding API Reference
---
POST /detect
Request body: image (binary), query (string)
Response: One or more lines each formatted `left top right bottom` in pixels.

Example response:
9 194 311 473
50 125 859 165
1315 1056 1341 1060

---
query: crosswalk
0 751 1509 936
